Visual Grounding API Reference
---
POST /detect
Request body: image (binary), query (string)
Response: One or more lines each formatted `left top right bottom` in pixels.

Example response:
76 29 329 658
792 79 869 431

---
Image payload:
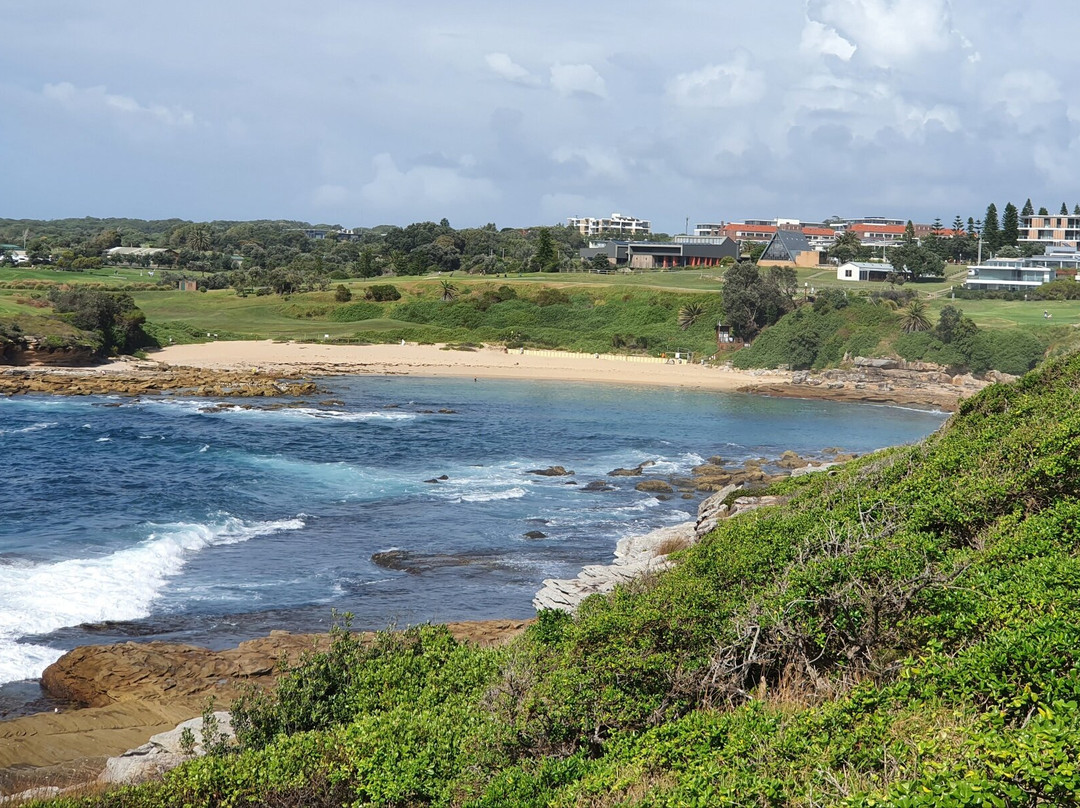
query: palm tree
900 299 932 333
677 302 705 330
439 280 458 302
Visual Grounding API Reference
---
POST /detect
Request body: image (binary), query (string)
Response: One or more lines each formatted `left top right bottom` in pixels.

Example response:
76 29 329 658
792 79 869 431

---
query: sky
2 1 1077 232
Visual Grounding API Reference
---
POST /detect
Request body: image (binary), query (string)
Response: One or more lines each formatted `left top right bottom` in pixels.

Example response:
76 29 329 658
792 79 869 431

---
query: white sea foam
0 515 304 685
0 421 57 435
140 399 416 422
457 487 527 503
199 444 210 453
96 437 112 442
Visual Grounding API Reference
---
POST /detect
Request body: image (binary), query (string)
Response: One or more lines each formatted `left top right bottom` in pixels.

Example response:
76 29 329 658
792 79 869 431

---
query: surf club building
579 237 738 269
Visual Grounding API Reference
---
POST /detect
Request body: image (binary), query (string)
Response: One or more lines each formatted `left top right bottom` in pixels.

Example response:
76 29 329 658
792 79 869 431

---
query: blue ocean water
0 376 946 707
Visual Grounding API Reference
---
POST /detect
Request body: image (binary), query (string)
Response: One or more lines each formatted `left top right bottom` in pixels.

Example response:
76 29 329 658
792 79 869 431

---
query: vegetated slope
47 354 1080 807
732 295 1048 376
136 283 729 357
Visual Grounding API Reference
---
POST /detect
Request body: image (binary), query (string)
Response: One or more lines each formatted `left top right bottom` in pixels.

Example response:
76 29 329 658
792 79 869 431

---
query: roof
760 228 813 261
840 261 892 270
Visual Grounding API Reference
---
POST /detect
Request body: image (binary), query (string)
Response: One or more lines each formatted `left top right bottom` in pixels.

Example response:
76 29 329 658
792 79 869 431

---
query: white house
836 261 892 282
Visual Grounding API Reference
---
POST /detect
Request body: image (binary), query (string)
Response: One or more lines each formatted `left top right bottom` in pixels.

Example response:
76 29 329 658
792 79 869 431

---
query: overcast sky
2 1 1075 232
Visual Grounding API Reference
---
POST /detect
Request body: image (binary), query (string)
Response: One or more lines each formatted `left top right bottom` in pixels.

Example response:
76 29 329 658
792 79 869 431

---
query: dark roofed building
757 229 824 267
580 238 737 269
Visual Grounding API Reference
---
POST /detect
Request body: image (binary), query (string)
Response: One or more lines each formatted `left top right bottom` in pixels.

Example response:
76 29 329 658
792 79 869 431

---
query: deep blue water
0 376 946 711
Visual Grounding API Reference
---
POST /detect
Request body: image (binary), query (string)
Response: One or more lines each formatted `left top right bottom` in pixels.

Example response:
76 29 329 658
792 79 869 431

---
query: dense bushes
47 288 151 354
732 298 895 370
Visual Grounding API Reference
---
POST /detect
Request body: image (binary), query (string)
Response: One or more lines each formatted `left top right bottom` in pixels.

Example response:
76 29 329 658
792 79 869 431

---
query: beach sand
150 340 779 391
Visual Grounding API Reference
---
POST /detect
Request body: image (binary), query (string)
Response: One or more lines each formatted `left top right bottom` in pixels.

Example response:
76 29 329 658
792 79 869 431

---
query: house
964 257 1057 292
837 261 893 282
756 229 824 267
178 280 198 292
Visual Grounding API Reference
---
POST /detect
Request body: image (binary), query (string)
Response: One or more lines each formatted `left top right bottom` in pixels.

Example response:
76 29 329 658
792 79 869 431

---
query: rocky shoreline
0 620 529 797
735 357 1004 412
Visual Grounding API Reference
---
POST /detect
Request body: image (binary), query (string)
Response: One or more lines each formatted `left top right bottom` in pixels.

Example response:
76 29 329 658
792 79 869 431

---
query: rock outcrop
738 356 992 411
98 712 234 786
0 361 318 398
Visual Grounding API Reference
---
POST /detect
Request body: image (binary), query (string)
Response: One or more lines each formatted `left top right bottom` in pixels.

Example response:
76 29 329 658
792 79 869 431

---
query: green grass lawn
926 296 1080 328
0 265 154 285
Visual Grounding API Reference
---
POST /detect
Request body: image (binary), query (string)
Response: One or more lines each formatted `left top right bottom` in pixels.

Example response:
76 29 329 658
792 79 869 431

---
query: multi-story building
965 257 1059 292
580 238 737 269
1020 213 1080 249
567 213 652 238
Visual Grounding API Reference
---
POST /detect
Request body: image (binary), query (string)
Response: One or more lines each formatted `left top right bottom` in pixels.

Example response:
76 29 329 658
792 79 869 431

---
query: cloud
807 0 956 67
799 20 856 60
485 53 540 87
551 147 627 183
990 69 1062 119
358 153 500 219
42 82 195 127
550 63 607 98
667 52 766 108
311 184 353 208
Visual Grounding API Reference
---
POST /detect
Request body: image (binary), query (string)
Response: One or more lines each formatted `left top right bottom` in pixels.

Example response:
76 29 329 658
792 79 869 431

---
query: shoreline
1 340 983 411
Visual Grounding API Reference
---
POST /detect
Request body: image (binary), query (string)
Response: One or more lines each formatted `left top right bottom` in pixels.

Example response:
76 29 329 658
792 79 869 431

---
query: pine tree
1022 199 1034 217
904 220 916 243
1039 206 1049 216
1062 203 1069 215
967 217 977 236
952 215 965 234
983 204 1001 252
1002 202 1020 246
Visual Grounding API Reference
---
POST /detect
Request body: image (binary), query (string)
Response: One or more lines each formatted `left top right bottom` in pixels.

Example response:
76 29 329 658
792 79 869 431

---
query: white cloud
359 153 500 215
799 20 856 60
990 69 1062 118
551 147 627 183
807 0 955 67
668 53 766 109
43 82 195 127
550 63 607 98
485 53 540 87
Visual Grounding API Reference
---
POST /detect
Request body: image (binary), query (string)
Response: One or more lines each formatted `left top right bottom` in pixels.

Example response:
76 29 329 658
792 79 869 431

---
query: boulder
528 466 574 476
98 712 234 786
635 480 674 494
581 481 614 492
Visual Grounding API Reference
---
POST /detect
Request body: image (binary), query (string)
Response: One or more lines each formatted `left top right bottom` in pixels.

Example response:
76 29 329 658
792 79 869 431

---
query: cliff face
0 337 99 367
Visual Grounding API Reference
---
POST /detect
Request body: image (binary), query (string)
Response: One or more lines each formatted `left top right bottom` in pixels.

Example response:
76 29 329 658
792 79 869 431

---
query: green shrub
365 284 401 302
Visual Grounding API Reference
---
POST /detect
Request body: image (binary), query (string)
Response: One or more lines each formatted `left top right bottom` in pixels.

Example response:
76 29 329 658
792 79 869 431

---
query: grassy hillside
40 352 1080 806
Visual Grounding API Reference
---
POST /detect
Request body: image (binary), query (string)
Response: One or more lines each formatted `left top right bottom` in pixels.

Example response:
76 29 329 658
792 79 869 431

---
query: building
580 238 737 269
567 213 651 238
756 229 824 267
836 261 893 282
964 257 1057 292
1020 213 1080 250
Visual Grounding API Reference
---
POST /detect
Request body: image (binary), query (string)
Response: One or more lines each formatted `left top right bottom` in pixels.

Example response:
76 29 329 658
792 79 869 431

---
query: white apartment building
567 213 652 237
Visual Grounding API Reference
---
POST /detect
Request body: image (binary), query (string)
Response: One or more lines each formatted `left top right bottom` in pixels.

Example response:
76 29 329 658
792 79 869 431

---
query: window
844 269 852 277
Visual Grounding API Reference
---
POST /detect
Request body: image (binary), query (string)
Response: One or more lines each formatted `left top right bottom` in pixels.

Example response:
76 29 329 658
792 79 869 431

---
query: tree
1039 206 1049 215
1061 203 1069 215
1001 202 1020 246
532 228 559 273
828 229 862 264
334 284 352 302
900 299 932 333
721 262 793 341
996 245 1021 258
889 243 946 281
1022 198 1034 217
983 204 1001 252
904 220 917 244
439 279 458 301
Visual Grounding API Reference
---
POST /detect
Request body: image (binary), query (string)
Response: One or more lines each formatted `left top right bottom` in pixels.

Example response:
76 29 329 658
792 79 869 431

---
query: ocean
0 375 947 714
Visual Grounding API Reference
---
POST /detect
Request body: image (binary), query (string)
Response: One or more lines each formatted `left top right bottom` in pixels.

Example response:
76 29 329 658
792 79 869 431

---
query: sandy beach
149 340 779 391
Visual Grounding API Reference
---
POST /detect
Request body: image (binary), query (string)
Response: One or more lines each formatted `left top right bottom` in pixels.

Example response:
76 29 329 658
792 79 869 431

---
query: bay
0 376 946 712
